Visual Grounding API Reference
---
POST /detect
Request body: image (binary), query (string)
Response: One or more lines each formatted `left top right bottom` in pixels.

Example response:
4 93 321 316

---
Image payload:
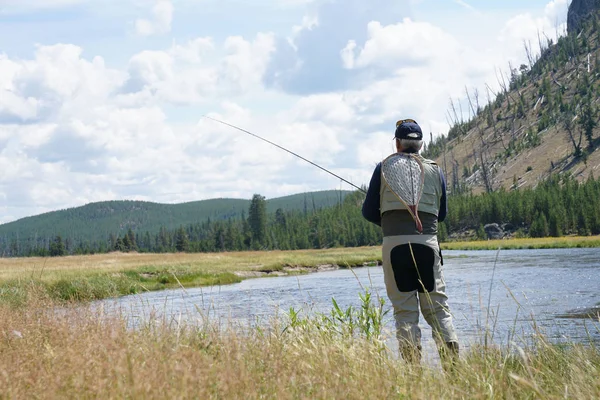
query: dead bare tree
452 159 461 194
465 87 479 123
485 85 502 141
441 119 450 182
465 86 495 193
537 29 547 60
496 66 517 109
563 111 584 157
449 98 459 125
524 40 535 70
495 67 508 94
448 97 469 138
477 149 494 193
465 87 475 120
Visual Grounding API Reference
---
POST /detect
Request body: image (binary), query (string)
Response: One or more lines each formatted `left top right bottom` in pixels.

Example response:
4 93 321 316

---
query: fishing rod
203 115 367 194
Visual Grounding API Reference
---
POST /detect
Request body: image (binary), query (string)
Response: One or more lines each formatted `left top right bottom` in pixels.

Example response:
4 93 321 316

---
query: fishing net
381 153 425 232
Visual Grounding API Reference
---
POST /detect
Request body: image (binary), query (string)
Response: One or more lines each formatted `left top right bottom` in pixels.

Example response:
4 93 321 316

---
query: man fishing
361 119 459 365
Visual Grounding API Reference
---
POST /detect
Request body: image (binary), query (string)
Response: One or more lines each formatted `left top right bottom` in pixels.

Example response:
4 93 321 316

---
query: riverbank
0 247 382 305
1 236 599 304
441 235 600 250
1 295 599 399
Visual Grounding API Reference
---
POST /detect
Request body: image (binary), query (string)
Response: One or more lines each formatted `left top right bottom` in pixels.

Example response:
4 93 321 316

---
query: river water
97 248 600 361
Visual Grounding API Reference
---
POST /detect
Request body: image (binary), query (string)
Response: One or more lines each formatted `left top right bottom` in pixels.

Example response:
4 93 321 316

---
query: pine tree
579 92 597 150
49 235 66 257
175 226 189 252
122 234 132 251
158 226 170 252
548 208 564 237
126 228 137 251
248 194 267 248
109 233 117 250
275 208 287 228
114 237 125 252
529 213 549 238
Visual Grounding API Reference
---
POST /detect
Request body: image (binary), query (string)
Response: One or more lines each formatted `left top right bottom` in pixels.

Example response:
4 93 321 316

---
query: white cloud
220 33 277 92
291 13 319 39
0 44 126 124
135 0 174 36
0 35 284 223
499 0 569 61
170 37 215 64
340 40 356 69
122 33 275 104
0 0 576 223
342 19 463 70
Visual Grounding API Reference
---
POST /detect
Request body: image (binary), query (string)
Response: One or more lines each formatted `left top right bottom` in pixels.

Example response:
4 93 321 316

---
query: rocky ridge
568 0 600 34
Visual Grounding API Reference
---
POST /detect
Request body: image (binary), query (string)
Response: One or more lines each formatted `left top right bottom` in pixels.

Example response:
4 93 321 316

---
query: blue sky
0 0 570 223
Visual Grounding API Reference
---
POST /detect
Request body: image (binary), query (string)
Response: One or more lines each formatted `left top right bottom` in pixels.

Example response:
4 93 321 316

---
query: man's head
395 119 423 154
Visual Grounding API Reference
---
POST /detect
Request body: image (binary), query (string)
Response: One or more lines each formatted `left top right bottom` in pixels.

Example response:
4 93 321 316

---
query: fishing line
202 115 367 194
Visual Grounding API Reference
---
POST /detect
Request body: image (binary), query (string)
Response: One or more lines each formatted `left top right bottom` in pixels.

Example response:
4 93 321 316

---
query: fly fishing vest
379 155 442 236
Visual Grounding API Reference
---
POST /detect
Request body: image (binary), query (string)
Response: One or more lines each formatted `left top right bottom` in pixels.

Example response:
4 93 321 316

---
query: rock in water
568 0 600 34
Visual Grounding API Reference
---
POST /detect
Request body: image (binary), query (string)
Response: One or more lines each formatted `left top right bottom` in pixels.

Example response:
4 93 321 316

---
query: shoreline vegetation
0 236 599 305
1 292 599 398
0 248 381 305
440 235 600 250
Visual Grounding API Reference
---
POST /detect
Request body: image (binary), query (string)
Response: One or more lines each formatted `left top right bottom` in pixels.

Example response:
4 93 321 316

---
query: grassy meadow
0 247 382 304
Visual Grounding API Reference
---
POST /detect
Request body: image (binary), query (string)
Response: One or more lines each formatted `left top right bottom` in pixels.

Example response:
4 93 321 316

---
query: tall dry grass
1 294 599 399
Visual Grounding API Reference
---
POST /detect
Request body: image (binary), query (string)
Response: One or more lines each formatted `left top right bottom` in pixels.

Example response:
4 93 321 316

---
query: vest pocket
418 192 437 214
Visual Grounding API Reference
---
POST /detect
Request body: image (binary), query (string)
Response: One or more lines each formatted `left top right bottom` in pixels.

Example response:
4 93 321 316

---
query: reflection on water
97 248 600 360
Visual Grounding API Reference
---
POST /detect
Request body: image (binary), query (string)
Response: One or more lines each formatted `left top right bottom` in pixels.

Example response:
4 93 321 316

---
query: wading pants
382 234 458 354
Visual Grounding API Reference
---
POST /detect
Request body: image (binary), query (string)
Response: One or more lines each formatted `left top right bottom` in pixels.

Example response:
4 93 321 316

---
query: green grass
0 248 382 305
441 235 600 250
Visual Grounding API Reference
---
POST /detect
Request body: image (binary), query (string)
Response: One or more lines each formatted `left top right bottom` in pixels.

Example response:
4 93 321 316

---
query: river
96 248 600 361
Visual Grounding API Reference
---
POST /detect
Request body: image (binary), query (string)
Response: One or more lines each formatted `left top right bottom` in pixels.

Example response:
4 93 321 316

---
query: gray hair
397 138 423 153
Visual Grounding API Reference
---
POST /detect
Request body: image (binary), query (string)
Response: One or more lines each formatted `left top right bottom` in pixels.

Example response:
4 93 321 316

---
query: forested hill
0 190 349 247
422 5 600 195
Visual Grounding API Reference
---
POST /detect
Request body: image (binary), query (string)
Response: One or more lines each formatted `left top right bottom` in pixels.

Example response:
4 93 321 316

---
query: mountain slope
424 7 600 195
0 190 350 244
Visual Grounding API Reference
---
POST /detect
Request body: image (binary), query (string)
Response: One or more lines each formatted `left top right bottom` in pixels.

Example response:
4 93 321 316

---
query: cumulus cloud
120 33 275 104
341 19 463 70
498 0 569 60
0 45 125 124
264 0 411 94
0 36 296 223
135 0 174 36
0 0 574 223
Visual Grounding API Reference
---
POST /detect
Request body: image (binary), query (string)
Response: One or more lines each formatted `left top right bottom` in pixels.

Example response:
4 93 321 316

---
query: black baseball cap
395 119 423 140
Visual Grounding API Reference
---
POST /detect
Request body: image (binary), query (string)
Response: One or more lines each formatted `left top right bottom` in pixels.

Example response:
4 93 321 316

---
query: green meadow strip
441 236 600 250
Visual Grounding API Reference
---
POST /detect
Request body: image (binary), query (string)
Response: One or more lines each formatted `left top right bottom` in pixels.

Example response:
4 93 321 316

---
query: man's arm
361 163 382 226
438 168 448 222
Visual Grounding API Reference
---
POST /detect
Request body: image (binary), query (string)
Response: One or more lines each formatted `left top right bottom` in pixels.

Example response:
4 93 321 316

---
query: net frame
381 153 425 233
